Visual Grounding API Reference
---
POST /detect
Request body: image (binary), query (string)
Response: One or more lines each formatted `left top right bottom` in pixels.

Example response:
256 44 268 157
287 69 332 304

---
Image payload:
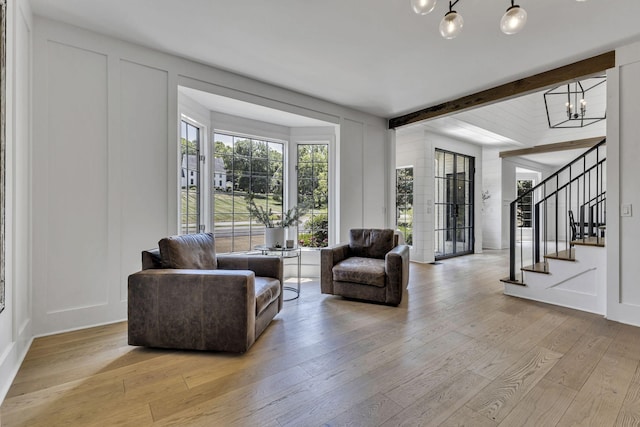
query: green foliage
181 137 199 156
245 193 304 228
214 137 284 195
297 145 328 209
517 179 533 227
397 223 413 245
396 167 413 208
299 213 328 247
396 167 414 245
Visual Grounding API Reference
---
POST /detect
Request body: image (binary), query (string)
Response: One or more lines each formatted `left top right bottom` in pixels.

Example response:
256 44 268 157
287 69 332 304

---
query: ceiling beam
388 51 615 129
499 137 605 158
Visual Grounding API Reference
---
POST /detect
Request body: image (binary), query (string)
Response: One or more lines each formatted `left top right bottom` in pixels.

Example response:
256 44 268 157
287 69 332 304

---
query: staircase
501 139 607 314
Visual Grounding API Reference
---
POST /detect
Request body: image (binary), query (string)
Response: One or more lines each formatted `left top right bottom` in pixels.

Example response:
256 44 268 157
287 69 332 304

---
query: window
297 144 329 248
180 119 201 234
396 167 413 245
213 133 284 253
434 150 474 259
517 179 533 228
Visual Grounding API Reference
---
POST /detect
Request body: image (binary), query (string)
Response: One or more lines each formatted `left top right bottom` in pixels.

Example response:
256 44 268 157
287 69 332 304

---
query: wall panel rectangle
45 41 109 313
363 125 386 227
119 60 169 299
339 119 364 240
619 60 640 307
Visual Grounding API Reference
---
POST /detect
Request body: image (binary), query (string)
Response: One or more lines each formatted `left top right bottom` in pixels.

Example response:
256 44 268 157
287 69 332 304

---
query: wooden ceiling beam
388 51 615 129
499 136 605 158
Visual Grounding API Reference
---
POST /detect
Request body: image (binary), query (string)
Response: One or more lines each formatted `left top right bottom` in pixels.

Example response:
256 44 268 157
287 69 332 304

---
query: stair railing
508 138 606 282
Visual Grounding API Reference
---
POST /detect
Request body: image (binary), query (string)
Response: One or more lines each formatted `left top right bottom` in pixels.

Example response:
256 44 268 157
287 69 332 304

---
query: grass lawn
181 189 284 223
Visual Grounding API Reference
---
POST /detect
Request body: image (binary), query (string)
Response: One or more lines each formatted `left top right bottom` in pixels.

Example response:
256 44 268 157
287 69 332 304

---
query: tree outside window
297 144 329 248
396 167 413 245
517 179 533 228
213 133 284 253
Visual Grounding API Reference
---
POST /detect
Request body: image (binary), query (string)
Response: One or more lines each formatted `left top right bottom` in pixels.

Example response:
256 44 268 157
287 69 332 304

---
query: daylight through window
213 133 284 253
396 167 414 245
180 120 201 234
297 144 329 248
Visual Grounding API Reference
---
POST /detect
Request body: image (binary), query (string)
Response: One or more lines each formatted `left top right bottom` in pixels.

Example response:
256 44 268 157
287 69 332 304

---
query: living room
2 0 640 425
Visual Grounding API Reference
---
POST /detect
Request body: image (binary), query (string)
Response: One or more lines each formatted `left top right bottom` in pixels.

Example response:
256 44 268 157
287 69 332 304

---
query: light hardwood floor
2 250 640 426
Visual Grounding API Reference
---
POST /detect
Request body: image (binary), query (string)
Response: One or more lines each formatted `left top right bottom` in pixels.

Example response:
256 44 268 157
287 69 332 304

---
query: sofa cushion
142 249 163 270
349 229 395 259
255 277 281 316
333 257 386 288
158 233 218 270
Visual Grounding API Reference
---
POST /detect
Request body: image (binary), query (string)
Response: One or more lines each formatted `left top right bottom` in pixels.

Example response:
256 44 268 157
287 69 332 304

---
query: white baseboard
0 332 33 405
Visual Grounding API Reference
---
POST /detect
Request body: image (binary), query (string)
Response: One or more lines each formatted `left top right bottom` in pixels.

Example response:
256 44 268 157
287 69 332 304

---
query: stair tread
500 275 526 286
521 262 549 274
571 236 605 247
545 249 576 261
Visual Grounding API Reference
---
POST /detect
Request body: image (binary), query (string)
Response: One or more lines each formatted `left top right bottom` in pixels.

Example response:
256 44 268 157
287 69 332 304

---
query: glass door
435 149 474 260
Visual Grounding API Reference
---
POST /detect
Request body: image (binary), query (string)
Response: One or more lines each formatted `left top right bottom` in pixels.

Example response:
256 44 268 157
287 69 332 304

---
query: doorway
435 149 474 259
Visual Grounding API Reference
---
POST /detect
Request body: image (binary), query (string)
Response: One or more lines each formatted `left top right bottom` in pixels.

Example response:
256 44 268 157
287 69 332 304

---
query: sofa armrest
385 244 410 305
217 255 283 281
217 254 284 311
128 269 257 352
320 243 349 294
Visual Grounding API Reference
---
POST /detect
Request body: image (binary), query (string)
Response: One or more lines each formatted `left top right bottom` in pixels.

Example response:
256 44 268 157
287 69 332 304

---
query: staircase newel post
510 201 516 281
534 203 540 264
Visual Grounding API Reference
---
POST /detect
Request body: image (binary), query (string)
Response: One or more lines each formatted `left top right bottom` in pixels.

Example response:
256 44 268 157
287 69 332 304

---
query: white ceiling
31 1 616 168
29 0 640 119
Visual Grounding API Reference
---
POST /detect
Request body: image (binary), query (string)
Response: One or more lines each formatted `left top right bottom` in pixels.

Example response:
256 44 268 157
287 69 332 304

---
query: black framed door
435 149 474 260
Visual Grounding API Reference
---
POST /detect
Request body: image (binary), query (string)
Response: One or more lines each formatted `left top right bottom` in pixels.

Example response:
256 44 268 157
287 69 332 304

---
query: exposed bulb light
439 3 463 39
411 0 437 15
501 1 527 35
412 0 533 38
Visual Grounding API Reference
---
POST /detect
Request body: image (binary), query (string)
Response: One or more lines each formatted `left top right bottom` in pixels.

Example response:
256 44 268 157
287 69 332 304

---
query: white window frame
211 130 288 253
289 133 336 248
178 114 208 234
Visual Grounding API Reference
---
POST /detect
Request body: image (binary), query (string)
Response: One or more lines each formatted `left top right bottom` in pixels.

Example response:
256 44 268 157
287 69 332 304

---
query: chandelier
410 0 587 39
543 76 606 129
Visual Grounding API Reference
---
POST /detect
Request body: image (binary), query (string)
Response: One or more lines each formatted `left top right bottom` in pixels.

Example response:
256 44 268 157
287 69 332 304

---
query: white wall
0 0 33 403
396 128 483 263
607 41 640 326
482 148 502 249
30 17 388 337
396 127 430 262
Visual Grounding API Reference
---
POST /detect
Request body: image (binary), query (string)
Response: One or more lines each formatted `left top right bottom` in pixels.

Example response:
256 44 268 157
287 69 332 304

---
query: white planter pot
264 227 286 248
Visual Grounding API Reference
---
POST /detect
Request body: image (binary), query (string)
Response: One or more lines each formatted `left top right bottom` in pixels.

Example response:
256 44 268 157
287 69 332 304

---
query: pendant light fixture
411 0 533 39
500 1 527 35
543 76 606 128
439 2 463 39
410 0 437 15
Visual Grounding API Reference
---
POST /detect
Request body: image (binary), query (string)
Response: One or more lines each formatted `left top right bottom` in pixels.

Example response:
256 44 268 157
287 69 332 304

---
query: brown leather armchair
320 229 410 306
128 233 283 353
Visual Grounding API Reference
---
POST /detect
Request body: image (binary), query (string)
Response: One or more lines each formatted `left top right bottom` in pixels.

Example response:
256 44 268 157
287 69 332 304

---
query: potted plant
245 194 304 248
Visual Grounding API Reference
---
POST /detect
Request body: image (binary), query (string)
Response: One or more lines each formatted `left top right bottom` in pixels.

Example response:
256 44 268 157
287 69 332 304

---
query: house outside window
213 133 284 253
396 167 413 245
180 119 201 234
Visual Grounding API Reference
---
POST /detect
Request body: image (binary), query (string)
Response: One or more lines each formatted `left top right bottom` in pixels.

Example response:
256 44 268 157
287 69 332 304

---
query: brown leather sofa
128 233 283 353
320 229 410 306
